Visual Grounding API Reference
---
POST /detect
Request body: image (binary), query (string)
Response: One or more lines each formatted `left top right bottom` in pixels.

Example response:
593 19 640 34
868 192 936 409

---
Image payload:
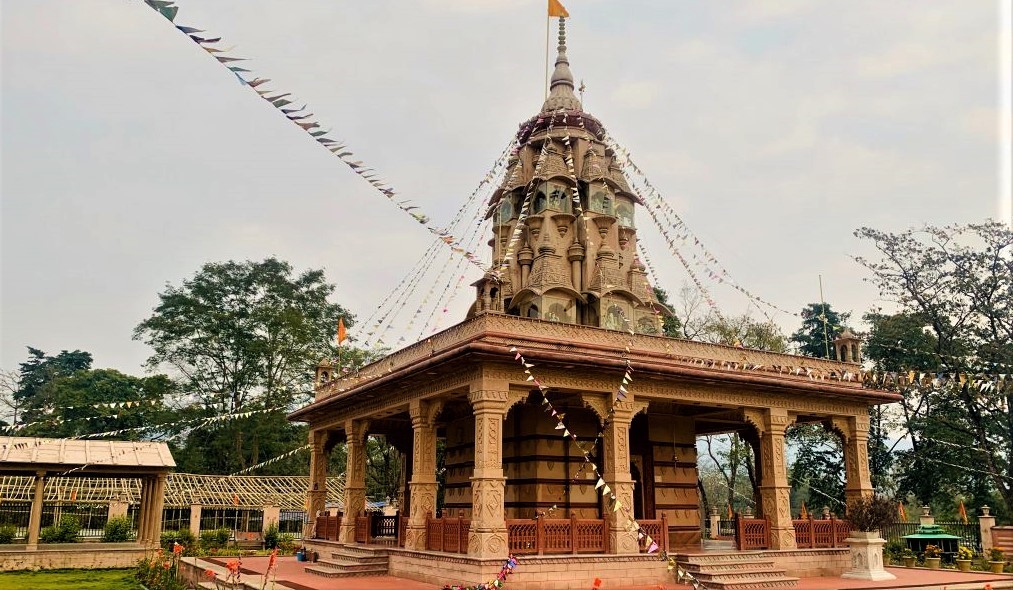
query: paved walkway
200 556 1012 590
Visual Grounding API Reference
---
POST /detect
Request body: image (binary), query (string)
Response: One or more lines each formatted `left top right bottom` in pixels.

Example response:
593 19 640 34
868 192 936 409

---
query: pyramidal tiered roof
472 16 669 335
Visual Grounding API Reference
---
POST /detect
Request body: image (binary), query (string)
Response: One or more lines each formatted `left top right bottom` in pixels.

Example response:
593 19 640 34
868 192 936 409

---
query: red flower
173 541 184 555
162 560 171 569
204 568 217 578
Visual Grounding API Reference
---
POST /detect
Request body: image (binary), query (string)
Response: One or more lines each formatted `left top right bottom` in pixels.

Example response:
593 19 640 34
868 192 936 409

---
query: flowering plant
135 547 186 590
957 546 975 560
923 544 942 558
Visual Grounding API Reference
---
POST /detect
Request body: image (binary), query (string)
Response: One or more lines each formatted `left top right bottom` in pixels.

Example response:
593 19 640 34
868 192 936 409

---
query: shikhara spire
541 17 582 113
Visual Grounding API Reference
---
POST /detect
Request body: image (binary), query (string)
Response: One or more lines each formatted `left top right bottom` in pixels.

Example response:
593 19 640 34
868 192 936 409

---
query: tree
13 347 93 426
790 303 851 359
855 221 1013 516
701 434 757 514
652 287 682 338
20 369 175 439
787 424 845 515
134 257 351 473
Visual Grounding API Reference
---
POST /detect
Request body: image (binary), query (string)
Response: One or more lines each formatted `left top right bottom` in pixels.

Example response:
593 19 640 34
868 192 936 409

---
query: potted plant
989 548 1005 574
955 546 974 572
900 548 916 568
841 496 897 581
923 544 942 569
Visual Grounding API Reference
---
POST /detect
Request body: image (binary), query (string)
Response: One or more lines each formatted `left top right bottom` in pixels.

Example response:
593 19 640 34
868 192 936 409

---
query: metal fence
882 521 982 552
41 503 109 539
199 508 263 534
0 501 32 540
278 510 306 539
162 507 191 532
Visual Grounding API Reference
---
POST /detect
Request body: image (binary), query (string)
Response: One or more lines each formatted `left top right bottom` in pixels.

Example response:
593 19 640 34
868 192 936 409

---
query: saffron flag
727 503 733 519
337 317 347 345
958 500 968 524
898 501 907 521
548 0 569 18
800 503 808 519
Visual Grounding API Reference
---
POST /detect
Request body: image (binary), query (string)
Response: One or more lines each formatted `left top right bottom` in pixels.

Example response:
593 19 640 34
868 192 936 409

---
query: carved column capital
468 389 509 414
409 398 444 429
346 419 370 446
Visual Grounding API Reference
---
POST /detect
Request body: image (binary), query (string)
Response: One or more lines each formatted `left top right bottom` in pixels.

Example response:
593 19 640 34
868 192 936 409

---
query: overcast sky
2 1 1009 375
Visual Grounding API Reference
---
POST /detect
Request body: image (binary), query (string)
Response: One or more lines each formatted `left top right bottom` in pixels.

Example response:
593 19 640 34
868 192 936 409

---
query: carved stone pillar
602 398 648 554
405 399 441 551
337 419 369 544
842 414 874 506
306 430 329 539
467 388 508 558
757 408 796 549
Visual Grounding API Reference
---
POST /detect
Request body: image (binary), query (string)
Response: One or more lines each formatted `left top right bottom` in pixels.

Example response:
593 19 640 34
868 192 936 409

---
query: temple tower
472 17 667 335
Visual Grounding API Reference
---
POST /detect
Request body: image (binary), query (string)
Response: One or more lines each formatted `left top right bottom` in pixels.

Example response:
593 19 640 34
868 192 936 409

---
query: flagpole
544 14 551 98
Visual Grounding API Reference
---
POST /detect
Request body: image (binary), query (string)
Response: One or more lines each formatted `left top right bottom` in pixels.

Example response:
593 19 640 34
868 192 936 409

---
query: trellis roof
0 472 345 510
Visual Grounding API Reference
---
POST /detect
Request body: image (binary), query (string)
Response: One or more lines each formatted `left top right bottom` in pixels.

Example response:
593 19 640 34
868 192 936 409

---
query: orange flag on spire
958 500 968 524
548 0 569 18
337 317 347 345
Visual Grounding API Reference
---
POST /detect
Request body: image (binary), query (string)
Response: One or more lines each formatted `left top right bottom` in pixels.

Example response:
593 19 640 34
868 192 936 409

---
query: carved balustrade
736 517 770 550
354 515 369 544
506 516 612 555
637 515 669 553
425 513 471 554
792 517 850 548
313 513 342 541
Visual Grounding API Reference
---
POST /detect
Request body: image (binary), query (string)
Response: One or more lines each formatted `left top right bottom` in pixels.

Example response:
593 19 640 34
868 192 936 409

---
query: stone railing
793 517 850 548
736 517 770 550
426 513 470 554
506 516 613 555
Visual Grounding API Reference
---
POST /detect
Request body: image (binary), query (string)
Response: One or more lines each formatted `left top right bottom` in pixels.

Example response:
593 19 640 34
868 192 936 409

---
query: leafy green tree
790 303 851 359
787 424 845 514
855 221 1013 515
700 314 787 352
652 287 683 338
20 369 174 439
134 257 352 473
14 347 93 424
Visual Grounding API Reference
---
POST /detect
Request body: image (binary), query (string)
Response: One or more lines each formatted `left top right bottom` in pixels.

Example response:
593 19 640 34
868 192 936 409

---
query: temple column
842 415 874 505
337 419 369 544
305 429 329 539
466 387 508 558
26 470 46 550
603 399 647 554
405 399 440 551
137 476 152 545
757 408 796 549
150 473 167 541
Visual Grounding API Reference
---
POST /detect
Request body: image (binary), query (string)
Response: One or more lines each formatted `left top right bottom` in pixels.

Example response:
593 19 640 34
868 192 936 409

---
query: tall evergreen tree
790 303 851 359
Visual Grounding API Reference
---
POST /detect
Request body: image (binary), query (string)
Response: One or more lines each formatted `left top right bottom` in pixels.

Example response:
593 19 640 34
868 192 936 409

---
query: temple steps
675 552 798 589
304 545 390 578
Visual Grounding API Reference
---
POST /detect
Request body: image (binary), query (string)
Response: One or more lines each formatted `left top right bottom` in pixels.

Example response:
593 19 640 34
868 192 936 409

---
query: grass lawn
0 568 141 590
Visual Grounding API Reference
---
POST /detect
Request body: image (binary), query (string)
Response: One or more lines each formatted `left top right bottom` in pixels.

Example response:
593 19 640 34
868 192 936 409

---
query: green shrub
0 523 17 544
200 527 231 550
40 515 80 543
103 516 134 542
278 532 296 553
264 523 279 549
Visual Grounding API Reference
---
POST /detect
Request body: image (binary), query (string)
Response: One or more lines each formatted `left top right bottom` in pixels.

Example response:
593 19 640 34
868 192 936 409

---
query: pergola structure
0 437 174 548
0 472 346 510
